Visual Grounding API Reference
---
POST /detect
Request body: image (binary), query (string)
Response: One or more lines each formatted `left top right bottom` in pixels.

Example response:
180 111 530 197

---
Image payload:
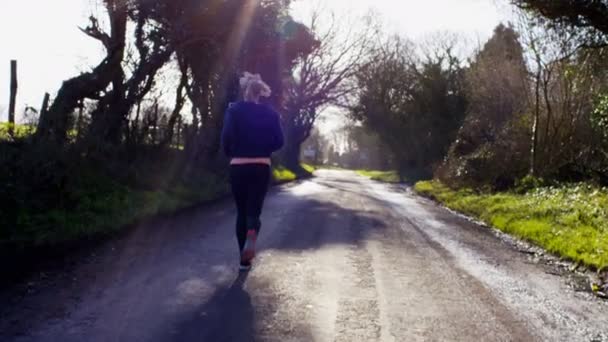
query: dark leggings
230 164 271 252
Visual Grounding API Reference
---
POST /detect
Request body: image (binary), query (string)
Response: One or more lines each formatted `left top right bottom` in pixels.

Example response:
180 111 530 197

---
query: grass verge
301 163 317 174
414 180 608 271
4 164 301 250
357 170 401 183
272 166 297 183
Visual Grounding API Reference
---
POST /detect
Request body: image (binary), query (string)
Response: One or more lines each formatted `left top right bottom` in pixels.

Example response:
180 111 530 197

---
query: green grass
357 170 401 183
272 166 297 183
0 123 36 140
414 180 608 271
311 164 346 170
301 163 317 174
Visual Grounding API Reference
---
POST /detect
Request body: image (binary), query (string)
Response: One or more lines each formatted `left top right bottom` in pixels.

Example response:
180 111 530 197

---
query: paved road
1 170 607 341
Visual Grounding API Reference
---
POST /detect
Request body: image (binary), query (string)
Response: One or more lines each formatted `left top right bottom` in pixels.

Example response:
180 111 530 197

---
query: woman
221 72 284 271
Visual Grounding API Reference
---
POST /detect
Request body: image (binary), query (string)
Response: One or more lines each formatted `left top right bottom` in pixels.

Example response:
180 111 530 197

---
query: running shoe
241 229 257 263
239 261 252 272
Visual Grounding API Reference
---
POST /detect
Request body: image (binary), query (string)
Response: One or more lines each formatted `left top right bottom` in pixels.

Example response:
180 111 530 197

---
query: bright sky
0 0 513 123
0 1 103 121
291 0 511 39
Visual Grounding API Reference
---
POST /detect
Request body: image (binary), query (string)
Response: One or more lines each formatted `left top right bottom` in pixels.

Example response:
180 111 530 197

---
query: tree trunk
8 60 17 138
87 47 172 147
159 72 187 148
88 90 128 146
530 69 541 176
176 116 182 148
282 140 302 171
132 100 141 146
281 116 313 173
152 102 159 145
40 93 50 118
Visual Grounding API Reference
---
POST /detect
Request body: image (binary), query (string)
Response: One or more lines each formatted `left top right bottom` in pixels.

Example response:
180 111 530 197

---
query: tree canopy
512 0 608 46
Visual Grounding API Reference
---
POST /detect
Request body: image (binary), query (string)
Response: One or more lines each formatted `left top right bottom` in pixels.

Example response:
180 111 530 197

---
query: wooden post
76 99 84 140
176 116 182 148
40 92 50 117
8 60 17 137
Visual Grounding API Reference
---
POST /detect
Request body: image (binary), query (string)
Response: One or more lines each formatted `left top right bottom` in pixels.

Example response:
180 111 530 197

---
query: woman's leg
245 165 271 234
230 166 249 252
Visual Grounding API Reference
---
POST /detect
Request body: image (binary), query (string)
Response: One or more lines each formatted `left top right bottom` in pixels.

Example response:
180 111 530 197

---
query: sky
0 0 513 124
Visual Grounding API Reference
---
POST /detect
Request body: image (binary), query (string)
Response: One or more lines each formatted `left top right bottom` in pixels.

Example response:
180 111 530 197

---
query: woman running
221 72 284 271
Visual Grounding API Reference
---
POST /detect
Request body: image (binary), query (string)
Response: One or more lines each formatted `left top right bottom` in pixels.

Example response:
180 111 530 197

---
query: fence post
8 60 18 137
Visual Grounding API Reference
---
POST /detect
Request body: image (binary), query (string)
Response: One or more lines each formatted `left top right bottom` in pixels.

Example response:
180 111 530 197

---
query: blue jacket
221 101 284 158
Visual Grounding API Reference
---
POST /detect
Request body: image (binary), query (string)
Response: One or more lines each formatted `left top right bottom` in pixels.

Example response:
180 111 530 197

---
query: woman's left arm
270 112 284 152
221 106 236 157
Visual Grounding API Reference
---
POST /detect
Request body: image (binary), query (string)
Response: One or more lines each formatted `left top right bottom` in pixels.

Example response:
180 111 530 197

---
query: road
1 170 607 341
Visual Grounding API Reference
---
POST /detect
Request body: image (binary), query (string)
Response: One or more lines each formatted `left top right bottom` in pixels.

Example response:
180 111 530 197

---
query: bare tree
86 5 174 146
35 0 128 145
281 8 377 170
159 68 189 148
518 12 606 176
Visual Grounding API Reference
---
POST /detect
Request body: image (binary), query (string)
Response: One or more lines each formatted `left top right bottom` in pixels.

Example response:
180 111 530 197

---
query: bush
514 175 546 194
438 116 530 190
0 140 233 250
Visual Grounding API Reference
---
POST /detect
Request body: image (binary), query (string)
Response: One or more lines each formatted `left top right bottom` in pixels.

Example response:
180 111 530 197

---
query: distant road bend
1 170 607 341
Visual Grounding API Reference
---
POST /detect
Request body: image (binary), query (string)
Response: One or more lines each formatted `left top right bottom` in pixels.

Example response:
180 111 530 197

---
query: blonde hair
240 72 272 102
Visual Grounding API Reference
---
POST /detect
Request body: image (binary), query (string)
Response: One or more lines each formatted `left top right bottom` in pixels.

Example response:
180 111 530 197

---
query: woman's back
221 101 284 159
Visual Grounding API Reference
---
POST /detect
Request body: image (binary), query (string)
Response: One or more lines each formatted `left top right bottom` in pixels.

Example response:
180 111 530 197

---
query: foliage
356 20 608 189
338 125 392 170
0 123 35 140
592 93 608 140
352 35 467 180
415 180 608 271
439 24 530 189
514 175 547 193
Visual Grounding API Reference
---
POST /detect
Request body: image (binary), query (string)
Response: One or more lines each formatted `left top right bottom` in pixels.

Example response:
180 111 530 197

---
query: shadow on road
259 179 390 253
0 175 388 341
164 272 254 342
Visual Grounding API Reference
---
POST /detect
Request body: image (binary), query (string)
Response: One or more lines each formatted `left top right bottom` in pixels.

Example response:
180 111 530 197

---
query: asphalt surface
1 170 607 341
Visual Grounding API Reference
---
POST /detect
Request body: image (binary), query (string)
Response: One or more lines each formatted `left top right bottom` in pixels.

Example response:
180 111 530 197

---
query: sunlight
221 0 260 71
